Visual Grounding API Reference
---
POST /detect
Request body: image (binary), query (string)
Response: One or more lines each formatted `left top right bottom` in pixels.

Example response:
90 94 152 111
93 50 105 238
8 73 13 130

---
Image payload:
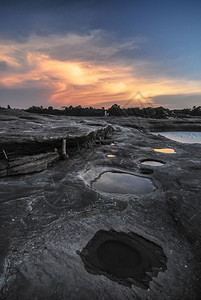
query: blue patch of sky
0 0 201 79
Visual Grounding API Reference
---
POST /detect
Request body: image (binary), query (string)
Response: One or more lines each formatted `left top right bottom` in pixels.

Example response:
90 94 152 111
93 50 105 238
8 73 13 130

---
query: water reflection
110 143 115 146
107 154 116 157
92 171 154 194
153 131 201 144
141 160 165 166
153 148 175 153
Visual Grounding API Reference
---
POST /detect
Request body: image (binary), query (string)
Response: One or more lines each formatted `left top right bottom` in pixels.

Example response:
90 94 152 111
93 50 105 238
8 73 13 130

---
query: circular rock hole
97 240 141 270
79 230 167 289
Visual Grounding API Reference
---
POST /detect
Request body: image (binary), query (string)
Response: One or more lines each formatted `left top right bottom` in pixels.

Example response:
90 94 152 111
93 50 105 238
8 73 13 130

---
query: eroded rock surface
0 109 113 176
0 110 201 299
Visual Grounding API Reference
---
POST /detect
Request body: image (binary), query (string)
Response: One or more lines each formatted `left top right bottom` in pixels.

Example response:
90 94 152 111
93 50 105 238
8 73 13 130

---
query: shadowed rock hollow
79 229 167 289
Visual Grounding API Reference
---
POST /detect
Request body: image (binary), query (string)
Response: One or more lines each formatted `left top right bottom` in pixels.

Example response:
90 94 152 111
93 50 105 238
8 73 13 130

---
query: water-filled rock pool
141 160 165 166
152 131 201 144
92 171 154 194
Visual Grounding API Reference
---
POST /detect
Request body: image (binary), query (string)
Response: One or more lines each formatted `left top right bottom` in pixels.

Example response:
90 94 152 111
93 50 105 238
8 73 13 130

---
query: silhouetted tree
107 104 122 116
192 106 201 116
48 106 53 111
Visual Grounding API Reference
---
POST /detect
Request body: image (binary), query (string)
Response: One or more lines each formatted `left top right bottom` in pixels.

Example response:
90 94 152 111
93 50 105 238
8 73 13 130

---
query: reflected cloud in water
153 148 175 153
92 171 154 194
141 160 165 166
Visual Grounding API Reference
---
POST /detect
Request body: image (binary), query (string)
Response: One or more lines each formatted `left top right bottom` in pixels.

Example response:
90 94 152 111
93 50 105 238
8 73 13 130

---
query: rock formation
0 109 201 299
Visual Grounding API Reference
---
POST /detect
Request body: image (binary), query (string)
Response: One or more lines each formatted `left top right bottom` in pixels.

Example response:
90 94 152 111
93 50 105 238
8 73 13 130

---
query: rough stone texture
0 109 113 176
0 109 110 144
0 110 201 299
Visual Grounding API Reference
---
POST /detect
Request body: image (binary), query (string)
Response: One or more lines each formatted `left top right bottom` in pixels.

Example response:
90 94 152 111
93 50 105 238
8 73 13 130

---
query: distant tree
155 106 168 118
107 104 122 116
192 106 201 116
141 107 155 118
48 106 53 111
7 105 11 109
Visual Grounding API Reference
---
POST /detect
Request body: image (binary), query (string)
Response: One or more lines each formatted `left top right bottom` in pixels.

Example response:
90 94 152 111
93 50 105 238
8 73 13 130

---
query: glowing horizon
1 33 201 109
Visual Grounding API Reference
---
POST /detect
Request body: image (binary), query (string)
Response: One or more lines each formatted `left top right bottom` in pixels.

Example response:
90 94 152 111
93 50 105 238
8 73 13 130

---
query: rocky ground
0 109 201 299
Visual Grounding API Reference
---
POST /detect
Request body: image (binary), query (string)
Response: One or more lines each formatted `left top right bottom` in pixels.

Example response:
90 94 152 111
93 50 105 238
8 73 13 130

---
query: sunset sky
0 0 201 109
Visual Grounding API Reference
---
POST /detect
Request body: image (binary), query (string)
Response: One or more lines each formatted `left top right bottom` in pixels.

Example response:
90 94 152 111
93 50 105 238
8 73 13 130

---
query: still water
153 148 175 153
141 160 165 166
92 171 154 194
153 132 201 144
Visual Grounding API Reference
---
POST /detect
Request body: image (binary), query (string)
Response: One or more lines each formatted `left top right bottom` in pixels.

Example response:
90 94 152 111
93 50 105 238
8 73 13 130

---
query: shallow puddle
141 160 165 166
153 131 201 144
107 154 116 157
153 148 175 153
92 171 154 194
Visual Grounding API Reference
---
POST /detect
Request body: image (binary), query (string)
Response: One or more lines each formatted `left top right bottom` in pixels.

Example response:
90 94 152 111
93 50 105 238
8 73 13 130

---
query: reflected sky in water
141 160 164 166
153 148 175 153
92 172 154 194
153 132 201 144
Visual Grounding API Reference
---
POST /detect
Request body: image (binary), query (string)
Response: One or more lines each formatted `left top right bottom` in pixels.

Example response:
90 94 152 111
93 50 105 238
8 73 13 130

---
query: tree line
24 104 201 118
2 103 200 118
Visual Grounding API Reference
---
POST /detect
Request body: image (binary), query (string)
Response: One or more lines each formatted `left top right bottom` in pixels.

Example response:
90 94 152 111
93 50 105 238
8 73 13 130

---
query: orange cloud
0 33 201 108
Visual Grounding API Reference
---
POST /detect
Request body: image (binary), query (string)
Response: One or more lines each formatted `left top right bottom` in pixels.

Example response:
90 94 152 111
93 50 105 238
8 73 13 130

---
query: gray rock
0 110 201 299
